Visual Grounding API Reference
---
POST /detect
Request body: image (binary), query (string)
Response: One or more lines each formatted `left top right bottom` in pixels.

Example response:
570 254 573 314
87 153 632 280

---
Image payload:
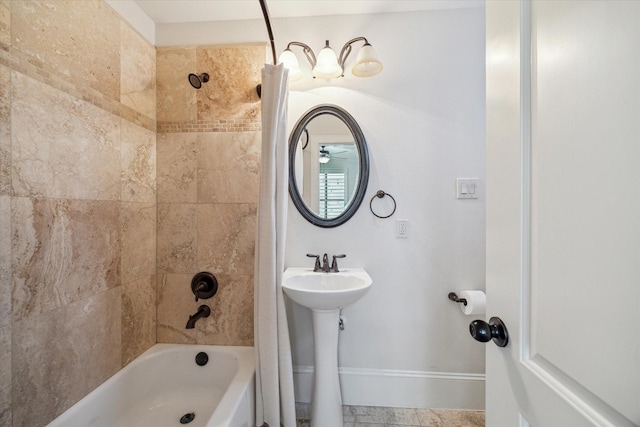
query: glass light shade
352 43 383 77
319 153 330 163
313 43 343 79
278 49 303 81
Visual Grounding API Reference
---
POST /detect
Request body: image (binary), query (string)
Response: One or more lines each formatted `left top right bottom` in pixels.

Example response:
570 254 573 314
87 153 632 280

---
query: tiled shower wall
0 1 266 424
155 45 264 346
0 0 157 425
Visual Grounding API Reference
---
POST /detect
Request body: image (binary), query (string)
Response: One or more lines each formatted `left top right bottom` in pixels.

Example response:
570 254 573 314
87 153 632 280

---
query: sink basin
283 267 372 426
282 267 372 311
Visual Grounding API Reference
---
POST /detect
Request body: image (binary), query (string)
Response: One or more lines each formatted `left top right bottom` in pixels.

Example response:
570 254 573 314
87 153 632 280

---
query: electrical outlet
396 219 409 238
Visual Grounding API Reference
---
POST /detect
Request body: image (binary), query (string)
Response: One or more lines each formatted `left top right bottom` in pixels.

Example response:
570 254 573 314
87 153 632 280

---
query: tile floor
295 404 485 427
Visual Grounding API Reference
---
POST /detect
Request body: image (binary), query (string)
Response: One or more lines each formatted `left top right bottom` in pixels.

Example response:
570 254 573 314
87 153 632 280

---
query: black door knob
469 317 509 347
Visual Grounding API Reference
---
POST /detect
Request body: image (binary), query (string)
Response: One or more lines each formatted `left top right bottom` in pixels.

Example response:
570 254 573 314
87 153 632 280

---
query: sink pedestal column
310 309 343 427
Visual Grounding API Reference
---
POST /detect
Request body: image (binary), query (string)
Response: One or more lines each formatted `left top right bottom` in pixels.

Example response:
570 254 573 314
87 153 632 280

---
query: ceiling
133 0 484 24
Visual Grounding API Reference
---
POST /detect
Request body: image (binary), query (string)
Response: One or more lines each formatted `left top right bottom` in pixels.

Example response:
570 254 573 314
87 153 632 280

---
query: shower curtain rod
259 0 277 65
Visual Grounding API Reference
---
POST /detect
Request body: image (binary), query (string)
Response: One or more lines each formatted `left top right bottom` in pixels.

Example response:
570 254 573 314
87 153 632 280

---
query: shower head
188 73 209 89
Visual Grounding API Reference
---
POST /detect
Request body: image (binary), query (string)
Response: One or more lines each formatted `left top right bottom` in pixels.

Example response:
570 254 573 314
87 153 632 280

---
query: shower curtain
254 63 296 427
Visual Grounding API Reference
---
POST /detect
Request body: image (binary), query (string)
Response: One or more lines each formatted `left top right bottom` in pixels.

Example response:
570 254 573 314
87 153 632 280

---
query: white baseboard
293 366 485 410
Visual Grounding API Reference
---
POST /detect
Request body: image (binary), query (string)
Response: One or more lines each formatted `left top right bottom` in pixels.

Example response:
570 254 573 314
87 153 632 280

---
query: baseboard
293 366 485 410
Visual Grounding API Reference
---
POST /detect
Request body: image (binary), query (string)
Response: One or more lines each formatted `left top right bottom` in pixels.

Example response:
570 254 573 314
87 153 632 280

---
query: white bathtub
47 344 255 427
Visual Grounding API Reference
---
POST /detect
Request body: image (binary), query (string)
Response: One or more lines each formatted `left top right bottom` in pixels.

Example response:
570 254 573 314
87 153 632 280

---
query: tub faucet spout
186 305 211 329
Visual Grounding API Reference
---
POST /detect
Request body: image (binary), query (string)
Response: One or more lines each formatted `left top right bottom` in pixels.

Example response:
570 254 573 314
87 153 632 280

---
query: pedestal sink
282 267 372 427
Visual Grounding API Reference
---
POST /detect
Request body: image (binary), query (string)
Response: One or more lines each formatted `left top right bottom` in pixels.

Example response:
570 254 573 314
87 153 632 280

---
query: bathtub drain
180 412 195 424
195 352 209 366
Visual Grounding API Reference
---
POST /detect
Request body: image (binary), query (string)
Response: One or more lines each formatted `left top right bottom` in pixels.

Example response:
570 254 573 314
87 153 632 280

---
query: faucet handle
306 254 321 272
330 254 346 272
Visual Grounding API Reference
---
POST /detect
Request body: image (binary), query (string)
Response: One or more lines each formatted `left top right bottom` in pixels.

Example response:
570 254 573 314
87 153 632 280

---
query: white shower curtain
254 63 296 427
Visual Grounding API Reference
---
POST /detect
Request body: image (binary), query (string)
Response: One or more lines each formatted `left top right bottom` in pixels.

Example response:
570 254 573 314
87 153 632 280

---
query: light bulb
312 40 342 79
352 43 383 77
278 49 303 81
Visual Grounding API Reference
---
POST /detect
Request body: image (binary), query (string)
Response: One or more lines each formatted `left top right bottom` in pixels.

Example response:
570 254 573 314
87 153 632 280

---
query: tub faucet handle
194 281 207 301
191 272 218 302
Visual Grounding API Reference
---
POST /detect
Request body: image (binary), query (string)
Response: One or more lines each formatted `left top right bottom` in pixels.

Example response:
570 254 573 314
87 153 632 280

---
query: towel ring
370 190 396 219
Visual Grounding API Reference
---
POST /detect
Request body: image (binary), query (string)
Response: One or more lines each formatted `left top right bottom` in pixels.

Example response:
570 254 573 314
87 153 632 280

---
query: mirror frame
289 104 370 228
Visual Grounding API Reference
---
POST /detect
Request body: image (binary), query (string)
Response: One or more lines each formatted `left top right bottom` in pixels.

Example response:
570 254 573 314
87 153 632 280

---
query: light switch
456 178 479 199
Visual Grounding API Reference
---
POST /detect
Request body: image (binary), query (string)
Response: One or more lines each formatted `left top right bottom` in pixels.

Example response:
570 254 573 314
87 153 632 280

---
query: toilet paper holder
448 292 467 306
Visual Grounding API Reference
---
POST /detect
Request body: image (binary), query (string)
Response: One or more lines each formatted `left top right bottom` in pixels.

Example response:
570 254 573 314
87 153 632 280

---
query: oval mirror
289 104 370 227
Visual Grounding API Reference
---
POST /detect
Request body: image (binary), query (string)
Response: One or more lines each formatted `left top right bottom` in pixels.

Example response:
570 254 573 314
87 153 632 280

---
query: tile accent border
157 118 260 133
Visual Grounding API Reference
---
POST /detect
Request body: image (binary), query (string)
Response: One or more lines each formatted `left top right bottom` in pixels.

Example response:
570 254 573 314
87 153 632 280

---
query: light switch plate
456 178 479 199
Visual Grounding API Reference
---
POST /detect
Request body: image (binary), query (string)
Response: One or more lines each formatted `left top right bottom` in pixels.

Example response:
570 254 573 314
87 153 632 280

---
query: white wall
140 6 486 410
280 9 486 410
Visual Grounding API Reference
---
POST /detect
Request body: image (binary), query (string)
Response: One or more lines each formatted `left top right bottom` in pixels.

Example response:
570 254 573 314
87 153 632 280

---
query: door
485 1 639 426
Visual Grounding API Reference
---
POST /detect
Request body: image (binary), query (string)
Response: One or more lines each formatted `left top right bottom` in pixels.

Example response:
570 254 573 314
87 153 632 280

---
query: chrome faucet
186 305 211 329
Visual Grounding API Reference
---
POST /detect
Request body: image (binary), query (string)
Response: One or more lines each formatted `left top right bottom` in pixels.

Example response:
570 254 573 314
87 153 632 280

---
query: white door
485 1 639 426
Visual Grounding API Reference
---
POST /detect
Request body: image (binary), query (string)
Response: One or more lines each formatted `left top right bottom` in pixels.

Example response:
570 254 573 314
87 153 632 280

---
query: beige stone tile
121 202 155 285
0 324 10 425
416 409 485 427
197 273 253 346
0 0 10 48
157 203 197 273
0 201 11 426
12 287 122 426
197 131 261 204
12 197 121 321
157 132 197 203
157 47 196 122
122 275 156 366
11 0 121 101
156 273 198 344
415 409 439 426
195 45 263 121
385 408 421 425
343 405 357 422
354 406 392 424
0 193 6 422
0 64 10 195
11 72 121 200
0 195 9 331
197 203 257 275
121 120 156 203
120 21 156 120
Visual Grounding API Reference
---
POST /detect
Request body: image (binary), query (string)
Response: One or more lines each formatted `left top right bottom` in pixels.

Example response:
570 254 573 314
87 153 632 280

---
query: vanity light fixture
278 37 383 81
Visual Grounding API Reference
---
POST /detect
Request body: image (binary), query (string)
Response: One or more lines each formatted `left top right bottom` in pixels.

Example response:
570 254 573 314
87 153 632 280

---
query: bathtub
47 344 255 427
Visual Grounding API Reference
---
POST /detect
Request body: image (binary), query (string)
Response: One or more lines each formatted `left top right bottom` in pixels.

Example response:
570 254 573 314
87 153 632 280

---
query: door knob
469 317 509 347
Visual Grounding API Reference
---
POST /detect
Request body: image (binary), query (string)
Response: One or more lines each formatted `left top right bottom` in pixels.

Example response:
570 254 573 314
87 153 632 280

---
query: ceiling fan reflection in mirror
319 145 349 163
